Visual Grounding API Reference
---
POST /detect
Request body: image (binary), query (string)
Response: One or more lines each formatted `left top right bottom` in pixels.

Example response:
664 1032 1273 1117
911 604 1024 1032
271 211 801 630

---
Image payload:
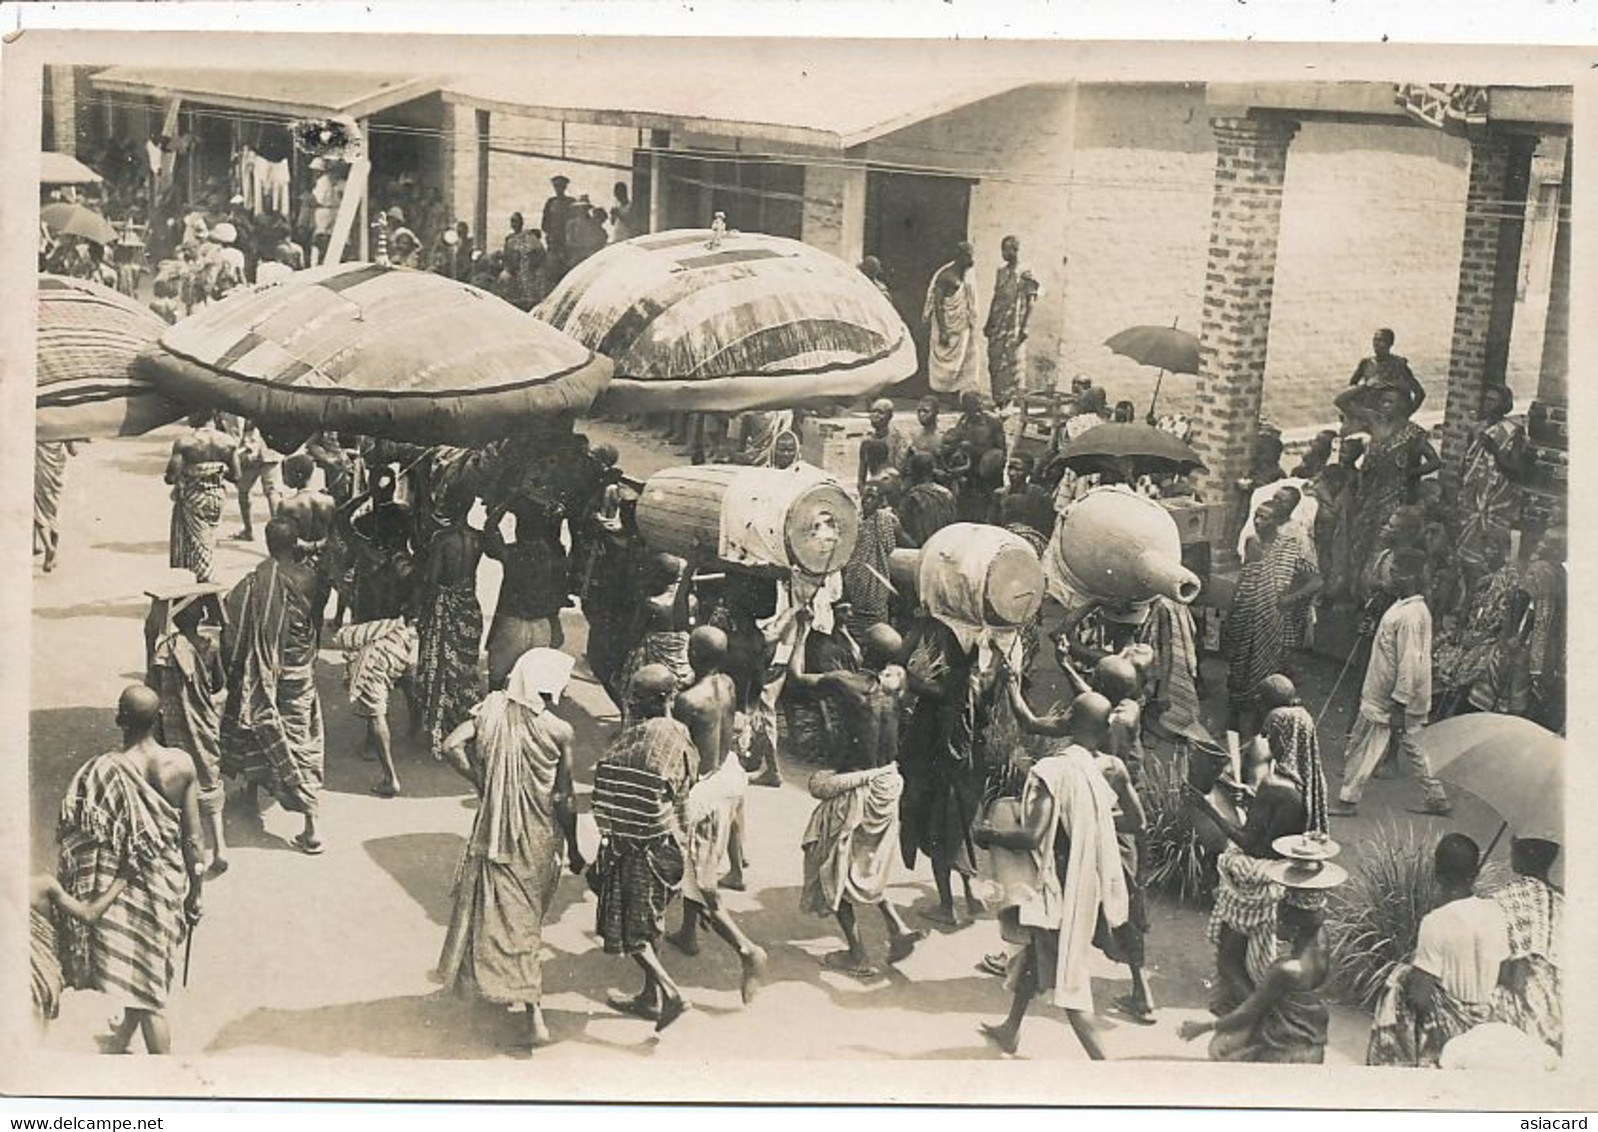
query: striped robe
221 558 325 816
591 717 697 954
57 751 187 1011
169 461 228 582
32 907 63 1023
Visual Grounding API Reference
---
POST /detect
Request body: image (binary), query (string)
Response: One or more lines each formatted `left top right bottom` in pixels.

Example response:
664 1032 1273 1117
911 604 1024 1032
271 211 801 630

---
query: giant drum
635 464 858 578
908 523 1045 628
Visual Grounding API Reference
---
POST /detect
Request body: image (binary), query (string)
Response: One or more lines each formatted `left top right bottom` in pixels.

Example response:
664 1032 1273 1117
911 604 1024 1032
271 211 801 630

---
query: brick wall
1190 117 1297 526
1438 136 1521 480
862 87 1482 432
483 113 637 249
1053 86 1214 411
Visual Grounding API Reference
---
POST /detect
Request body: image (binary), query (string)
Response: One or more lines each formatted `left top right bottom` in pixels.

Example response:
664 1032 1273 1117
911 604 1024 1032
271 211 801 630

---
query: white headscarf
504 647 575 714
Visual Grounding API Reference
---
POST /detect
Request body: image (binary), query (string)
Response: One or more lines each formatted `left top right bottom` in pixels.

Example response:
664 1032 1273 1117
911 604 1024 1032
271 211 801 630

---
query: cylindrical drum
636 464 858 577
916 523 1044 627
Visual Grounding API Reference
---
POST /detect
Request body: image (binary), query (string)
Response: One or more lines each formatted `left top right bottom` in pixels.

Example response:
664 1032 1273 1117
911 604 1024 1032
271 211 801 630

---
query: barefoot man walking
668 627 769 1004
58 686 204 1054
788 609 926 977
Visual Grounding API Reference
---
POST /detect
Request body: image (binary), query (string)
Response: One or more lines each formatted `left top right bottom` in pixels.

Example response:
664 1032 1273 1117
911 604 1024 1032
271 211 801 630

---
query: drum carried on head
634 463 858 580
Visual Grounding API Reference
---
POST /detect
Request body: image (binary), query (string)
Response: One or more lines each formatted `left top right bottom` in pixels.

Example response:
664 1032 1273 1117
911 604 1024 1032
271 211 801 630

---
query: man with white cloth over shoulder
973 691 1127 1058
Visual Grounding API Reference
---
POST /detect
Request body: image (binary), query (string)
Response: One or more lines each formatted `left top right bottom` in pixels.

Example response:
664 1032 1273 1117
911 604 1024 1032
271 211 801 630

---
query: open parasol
1421 713 1563 848
1104 322 1201 422
1052 421 1207 475
535 229 916 413
35 275 185 441
39 201 120 246
135 262 613 446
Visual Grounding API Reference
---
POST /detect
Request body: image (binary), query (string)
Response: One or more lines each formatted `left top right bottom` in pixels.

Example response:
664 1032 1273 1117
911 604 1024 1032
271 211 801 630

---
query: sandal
291 833 324 855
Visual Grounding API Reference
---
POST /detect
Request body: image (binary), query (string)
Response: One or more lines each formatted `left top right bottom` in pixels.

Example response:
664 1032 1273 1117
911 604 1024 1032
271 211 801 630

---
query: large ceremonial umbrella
1052 421 1207 475
1104 322 1201 421
1421 713 1563 848
135 262 613 446
39 201 119 246
536 229 916 413
40 152 103 185
35 275 185 442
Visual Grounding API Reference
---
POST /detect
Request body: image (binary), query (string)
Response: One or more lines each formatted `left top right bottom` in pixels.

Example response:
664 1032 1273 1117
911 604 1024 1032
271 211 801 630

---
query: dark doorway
864 170 974 391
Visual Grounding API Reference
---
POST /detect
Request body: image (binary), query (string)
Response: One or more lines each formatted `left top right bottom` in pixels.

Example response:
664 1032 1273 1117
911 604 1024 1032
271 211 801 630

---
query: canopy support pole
327 155 369 265
358 117 372 261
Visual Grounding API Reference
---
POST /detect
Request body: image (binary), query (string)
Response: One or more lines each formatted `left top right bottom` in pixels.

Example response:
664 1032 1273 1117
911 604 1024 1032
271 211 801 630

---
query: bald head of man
860 623 904 669
627 663 680 720
1091 654 1139 703
1256 673 1299 712
116 684 162 738
1066 691 1113 750
687 625 729 675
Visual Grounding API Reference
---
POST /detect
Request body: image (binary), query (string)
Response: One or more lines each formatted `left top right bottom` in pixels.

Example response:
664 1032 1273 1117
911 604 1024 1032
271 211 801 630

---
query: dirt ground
30 420 1503 1066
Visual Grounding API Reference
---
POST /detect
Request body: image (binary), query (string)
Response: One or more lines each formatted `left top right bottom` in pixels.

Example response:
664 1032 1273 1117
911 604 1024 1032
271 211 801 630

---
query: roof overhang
90 67 439 121
439 74 1033 153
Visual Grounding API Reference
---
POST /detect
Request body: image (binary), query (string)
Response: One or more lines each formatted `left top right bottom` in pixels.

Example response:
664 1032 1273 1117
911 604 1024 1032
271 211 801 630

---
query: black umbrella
1053 421 1207 476
1104 322 1201 421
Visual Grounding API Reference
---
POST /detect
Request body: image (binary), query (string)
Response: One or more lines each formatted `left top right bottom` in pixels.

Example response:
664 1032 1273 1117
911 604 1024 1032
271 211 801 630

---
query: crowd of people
31 155 1564 1067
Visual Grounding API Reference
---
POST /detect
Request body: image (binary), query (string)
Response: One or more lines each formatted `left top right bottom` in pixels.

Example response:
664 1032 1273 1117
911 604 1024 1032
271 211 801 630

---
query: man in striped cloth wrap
1224 487 1322 741
334 612 419 799
164 413 240 584
590 665 700 1032
787 611 925 977
150 595 231 876
222 519 326 854
58 686 203 1054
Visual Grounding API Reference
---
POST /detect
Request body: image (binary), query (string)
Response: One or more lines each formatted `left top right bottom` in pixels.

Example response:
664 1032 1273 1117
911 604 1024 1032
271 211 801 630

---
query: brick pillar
437 100 479 239
1439 134 1537 483
47 65 77 155
1191 116 1298 565
1524 144 1571 542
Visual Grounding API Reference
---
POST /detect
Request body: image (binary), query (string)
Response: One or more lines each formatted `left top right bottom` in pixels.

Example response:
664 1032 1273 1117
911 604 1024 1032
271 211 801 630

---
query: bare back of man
667 629 767 1001
674 671 738 779
791 614 925 974
279 489 336 544
99 688 203 1056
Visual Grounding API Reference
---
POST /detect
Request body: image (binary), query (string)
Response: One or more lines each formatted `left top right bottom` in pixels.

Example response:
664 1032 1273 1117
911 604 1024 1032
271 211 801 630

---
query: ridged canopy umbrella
135 262 612 446
536 229 916 412
35 275 184 442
